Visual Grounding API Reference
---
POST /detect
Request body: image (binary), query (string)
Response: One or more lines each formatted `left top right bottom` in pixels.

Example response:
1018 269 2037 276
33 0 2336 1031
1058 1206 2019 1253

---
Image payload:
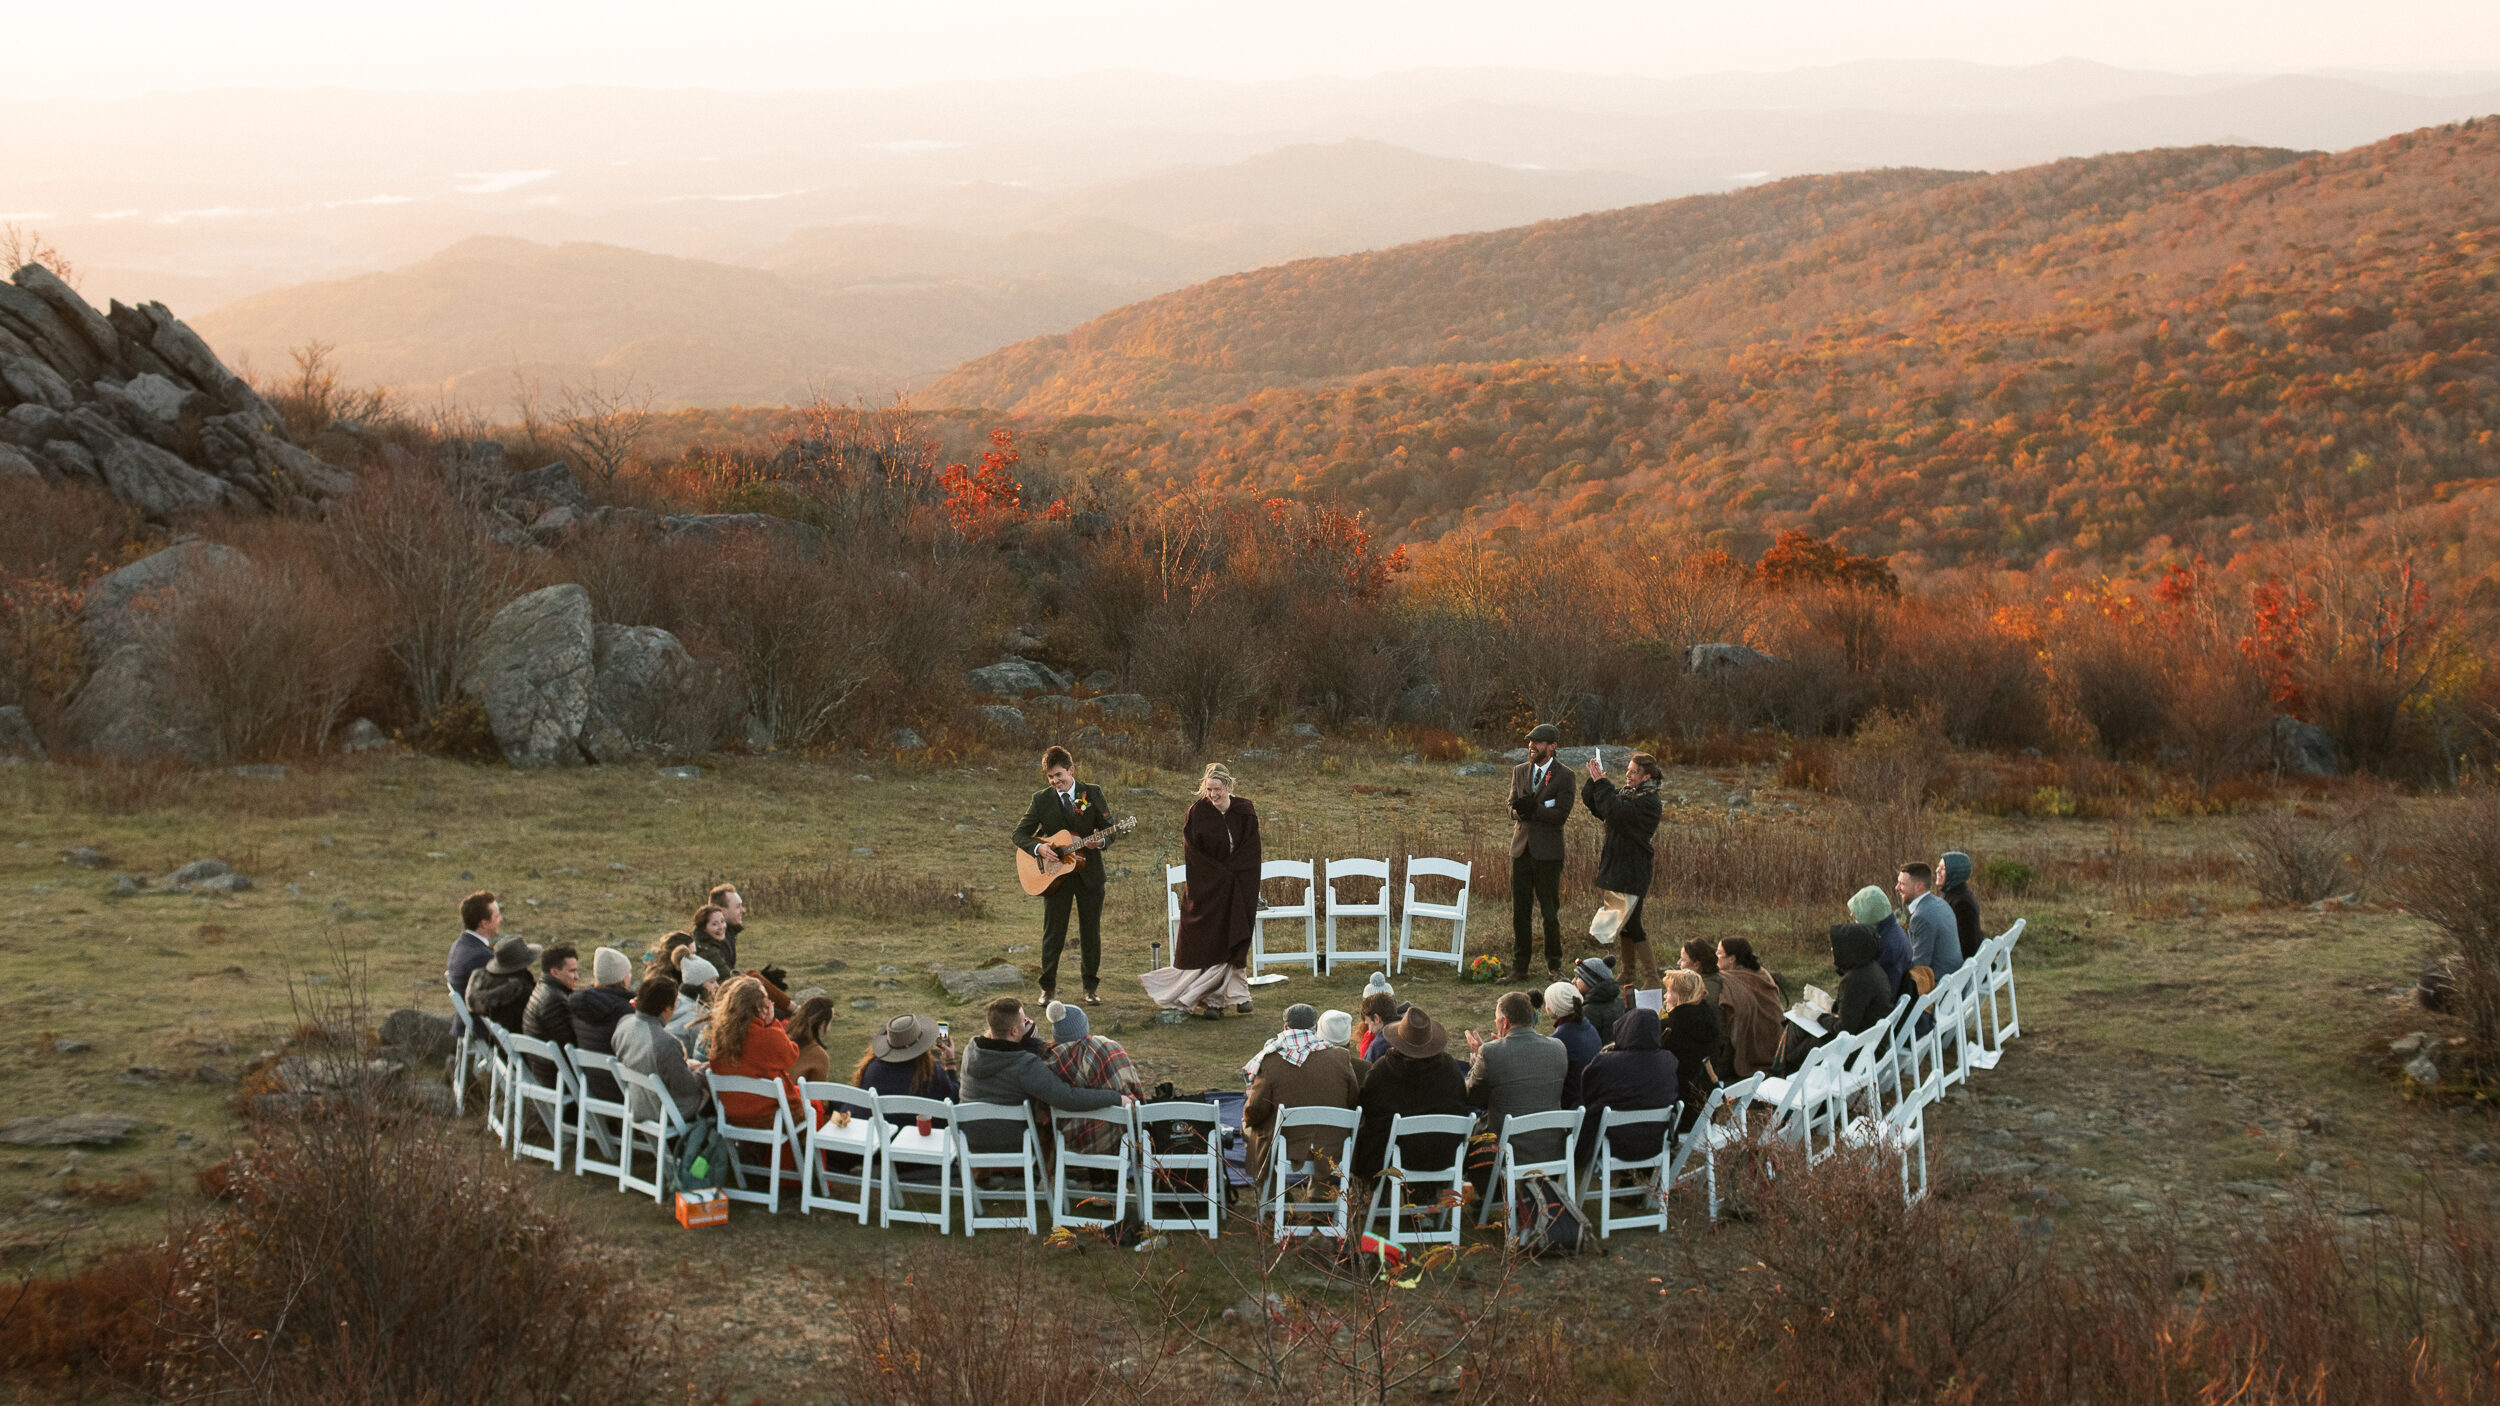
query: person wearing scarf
1242 1003 1363 1175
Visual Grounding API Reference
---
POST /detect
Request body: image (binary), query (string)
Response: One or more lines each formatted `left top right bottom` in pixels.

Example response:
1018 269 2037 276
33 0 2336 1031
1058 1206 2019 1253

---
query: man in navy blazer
1509 723 1578 978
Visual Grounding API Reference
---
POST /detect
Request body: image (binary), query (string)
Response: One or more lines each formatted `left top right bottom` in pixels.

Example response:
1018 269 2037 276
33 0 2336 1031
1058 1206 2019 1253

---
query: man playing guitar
1012 744 1118 1006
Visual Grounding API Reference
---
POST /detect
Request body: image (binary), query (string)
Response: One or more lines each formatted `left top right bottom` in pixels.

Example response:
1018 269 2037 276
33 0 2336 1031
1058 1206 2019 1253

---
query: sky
13 0 2500 98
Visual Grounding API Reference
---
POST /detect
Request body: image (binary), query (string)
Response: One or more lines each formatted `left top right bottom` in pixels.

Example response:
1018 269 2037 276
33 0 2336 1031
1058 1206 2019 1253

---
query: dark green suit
1012 782 1115 996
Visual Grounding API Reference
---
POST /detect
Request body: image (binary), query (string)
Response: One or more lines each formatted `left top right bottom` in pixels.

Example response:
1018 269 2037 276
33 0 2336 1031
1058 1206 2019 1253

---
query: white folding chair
799 1081 881 1222
955 1101 1045 1235
504 1032 575 1171
1362 1112 1473 1247
1667 1072 1765 1222
1476 1108 1580 1227
1260 1105 1360 1239
1250 859 1318 975
706 1073 801 1213
1164 864 1188 949
1844 1076 1932 1206
1323 857 1392 969
1900 982 1949 1112
1974 919 2026 1067
1756 1025 1870 1167
1396 857 1472 973
1935 963 1986 1094
616 1066 689 1204
568 1048 631 1186
876 1096 958 1234
445 987 497 1116
1579 1104 1680 1237
1137 1100 1225 1240
1861 994 1917 1120
1049 1104 1137 1231
478 1021 517 1150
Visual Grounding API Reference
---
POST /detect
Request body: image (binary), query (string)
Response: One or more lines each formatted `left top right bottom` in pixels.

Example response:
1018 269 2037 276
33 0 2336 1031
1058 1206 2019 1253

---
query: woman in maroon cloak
1140 762 1261 1018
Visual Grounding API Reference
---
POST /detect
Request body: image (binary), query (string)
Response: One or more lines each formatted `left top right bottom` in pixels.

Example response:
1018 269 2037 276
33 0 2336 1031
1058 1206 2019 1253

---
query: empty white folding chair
955 1101 1045 1235
1974 918 2026 1067
876 1096 958 1234
1362 1112 1474 1247
706 1073 801 1213
1667 1072 1765 1222
478 1022 518 1151
1579 1104 1680 1237
1861 994 1917 1121
799 1082 882 1222
1900 984 1950 1112
616 1066 690 1204
444 987 497 1116
1136 1100 1225 1240
1049 1104 1137 1231
1260 1105 1361 1239
1476 1108 1580 1228
568 1048 632 1187
1935 963 1986 1093
1396 857 1472 973
504 1032 575 1171
1163 864 1188 950
1323 857 1393 969
1251 859 1319 975
1844 1076 1932 1205
1756 1025 1872 1167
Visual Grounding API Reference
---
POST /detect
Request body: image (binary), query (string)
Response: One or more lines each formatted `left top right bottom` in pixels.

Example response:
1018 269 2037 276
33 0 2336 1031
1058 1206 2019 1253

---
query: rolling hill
929 120 2500 571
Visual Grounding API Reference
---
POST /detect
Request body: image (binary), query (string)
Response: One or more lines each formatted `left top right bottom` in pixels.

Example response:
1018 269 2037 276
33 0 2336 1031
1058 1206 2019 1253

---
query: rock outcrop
1688 643 1780 672
462 585 725 768
2274 715 2340 777
581 624 717 763
58 541 247 762
0 264 351 517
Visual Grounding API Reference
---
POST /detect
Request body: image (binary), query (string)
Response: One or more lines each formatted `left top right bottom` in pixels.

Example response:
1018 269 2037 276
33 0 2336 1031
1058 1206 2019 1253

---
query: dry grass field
0 743 2490 1400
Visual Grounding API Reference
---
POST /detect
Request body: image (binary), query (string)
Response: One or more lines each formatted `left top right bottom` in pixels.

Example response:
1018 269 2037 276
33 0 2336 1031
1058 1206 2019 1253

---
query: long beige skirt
1139 963 1251 1011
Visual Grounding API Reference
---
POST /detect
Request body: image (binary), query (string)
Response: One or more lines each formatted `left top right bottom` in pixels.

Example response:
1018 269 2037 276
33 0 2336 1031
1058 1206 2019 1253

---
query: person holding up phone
1582 749 1666 994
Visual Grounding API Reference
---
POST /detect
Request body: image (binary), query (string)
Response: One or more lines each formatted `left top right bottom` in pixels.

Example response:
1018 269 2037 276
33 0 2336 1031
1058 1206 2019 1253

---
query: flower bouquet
1460 953 1508 984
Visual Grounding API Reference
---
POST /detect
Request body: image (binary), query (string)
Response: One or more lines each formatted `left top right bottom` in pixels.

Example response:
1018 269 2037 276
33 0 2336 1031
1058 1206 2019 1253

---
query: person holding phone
1582 749 1666 993
853 1013 959 1126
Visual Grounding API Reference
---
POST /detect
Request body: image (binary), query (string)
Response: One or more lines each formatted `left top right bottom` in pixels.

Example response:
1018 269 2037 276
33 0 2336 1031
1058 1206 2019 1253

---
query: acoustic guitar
1015 815 1139 896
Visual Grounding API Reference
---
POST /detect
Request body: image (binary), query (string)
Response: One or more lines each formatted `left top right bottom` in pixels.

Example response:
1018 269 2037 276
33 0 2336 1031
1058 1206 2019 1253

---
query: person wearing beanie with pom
1042 998 1142 1154
1545 981 1598 1107
1242 1003 1363 1175
569 947 637 1102
1572 956 1625 1046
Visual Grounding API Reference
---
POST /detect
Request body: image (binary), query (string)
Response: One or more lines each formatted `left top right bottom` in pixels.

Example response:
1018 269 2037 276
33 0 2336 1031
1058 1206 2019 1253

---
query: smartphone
937 1021 950 1041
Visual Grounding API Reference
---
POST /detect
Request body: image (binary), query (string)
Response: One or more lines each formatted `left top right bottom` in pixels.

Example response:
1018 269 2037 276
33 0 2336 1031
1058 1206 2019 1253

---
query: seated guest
1317 1008 1356 1050
1849 885 1912 998
1939 851 1984 962
707 976 802 1130
1659 971 1722 1130
1679 940 1736 1080
519 943 579 1081
668 955 721 1054
707 883 747 968
1545 981 1598 1108
1357 990 1401 1063
960 997 1126 1152
613 974 708 1124
1464 991 1568 1171
446 891 500 1028
787 996 835 1085
1351 1007 1473 1180
1242 1004 1363 1175
1572 956 1626 1046
690 904 735 977
854 1014 960 1122
464 936 540 1034
1715 938 1785 1078
1044 1000 1144 1155
1899 862 1965 981
1831 922 1895 1036
570 947 637 1101
1576 1008 1679 1170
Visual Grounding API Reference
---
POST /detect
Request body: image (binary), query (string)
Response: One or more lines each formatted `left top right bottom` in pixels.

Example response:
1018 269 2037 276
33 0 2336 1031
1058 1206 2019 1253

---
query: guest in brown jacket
1716 937 1785 1078
787 996 834 1084
1242 1003 1364 1174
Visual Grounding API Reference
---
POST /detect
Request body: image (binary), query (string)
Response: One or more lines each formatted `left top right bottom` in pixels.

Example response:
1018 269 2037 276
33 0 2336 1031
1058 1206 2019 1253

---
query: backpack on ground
1507 1171 1594 1256
668 1118 729 1193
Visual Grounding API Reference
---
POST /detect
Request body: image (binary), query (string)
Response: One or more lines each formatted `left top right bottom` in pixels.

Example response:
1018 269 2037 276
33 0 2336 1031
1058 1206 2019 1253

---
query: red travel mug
915 1115 933 1136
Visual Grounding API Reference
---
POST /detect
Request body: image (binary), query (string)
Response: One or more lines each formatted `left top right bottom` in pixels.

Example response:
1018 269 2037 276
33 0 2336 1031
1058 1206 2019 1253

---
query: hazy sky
13 0 2500 98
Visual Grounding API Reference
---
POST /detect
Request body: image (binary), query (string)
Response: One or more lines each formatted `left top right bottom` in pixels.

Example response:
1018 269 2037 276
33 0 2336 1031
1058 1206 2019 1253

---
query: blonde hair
707 975 773 1065
1197 762 1237 799
1662 970 1705 1007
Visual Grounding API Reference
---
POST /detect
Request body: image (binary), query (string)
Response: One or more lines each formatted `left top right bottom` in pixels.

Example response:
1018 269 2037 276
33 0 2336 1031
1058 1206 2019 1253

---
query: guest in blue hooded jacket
1576 1008 1679 1170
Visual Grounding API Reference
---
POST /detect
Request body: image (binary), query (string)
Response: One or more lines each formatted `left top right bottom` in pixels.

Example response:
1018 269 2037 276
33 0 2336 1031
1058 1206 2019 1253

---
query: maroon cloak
1175 795 1261 970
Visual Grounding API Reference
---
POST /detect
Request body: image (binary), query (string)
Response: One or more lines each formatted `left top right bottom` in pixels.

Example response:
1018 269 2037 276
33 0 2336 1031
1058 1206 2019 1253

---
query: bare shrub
1139 591 1268 750
2241 798 2390 905
0 223 76 286
837 1241 1140 1406
675 535 877 748
326 461 530 726
1830 706 1950 808
259 340 399 442
554 373 656 492
2390 793 2500 1080
2164 641 2276 788
151 554 376 760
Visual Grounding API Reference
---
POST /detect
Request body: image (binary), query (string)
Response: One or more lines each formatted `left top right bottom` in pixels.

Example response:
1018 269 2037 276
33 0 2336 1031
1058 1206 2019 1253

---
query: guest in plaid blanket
1043 1000 1142 1154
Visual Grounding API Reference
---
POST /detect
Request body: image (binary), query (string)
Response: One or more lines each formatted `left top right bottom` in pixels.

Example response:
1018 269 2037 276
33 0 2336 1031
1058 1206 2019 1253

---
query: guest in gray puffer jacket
959 997 1124 1152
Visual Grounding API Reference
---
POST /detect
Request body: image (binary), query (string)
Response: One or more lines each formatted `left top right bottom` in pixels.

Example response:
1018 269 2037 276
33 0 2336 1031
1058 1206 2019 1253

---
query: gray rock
1087 693 1152 719
0 443 40 479
61 643 209 762
659 513 824 556
78 540 249 659
2404 1053 2440 1086
13 265 122 366
0 705 43 760
71 409 233 518
976 704 1028 733
168 858 231 886
849 998 879 1010
2275 715 2339 777
1239 747 1279 761
931 963 1028 1003
108 371 198 424
108 873 139 899
1027 693 1079 715
656 764 703 779
0 351 76 411
0 1113 142 1147
967 658 1066 698
392 1081 459 1117
378 1008 455 1059
339 718 390 752
60 846 111 868
461 584 596 768
1291 722 1323 740
1454 762 1501 777
1393 682 1445 725
1688 643 1780 673
887 728 927 751
2390 1032 2428 1057
40 439 99 482
580 622 714 763
269 1055 403 1095
3 402 67 444
742 714 775 752
505 461 589 513
1082 669 1120 692
194 872 252 895
101 296 283 429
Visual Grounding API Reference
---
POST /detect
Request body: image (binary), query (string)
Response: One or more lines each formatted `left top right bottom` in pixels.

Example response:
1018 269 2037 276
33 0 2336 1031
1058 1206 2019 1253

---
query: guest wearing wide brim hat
1352 1006 1473 1179
853 1013 958 1122
463 936 541 1033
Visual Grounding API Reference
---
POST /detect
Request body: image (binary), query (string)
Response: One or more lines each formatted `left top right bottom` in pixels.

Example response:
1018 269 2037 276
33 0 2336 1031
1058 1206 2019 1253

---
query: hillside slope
961 121 2500 568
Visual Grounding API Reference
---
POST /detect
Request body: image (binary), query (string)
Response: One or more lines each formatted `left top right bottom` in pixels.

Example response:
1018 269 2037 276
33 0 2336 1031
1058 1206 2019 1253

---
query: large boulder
1689 643 1780 673
462 585 597 768
967 657 1071 698
2274 715 2339 777
1086 693 1152 719
580 623 716 763
0 705 44 760
79 540 248 658
660 513 824 556
976 704 1029 733
61 645 209 761
76 413 235 518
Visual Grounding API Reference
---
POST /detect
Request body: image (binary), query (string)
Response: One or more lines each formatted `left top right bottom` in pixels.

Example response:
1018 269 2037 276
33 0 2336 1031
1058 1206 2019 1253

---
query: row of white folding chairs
1163 856 1474 976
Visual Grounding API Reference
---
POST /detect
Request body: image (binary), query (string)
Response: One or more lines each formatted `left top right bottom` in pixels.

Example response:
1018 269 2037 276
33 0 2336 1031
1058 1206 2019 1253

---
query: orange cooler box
674 1188 728 1228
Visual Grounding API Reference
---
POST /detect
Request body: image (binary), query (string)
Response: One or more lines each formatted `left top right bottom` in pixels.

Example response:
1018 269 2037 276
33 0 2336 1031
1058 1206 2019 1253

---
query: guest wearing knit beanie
1316 1009 1354 1046
1046 999 1089 1044
1848 884 1912 997
568 946 639 1102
